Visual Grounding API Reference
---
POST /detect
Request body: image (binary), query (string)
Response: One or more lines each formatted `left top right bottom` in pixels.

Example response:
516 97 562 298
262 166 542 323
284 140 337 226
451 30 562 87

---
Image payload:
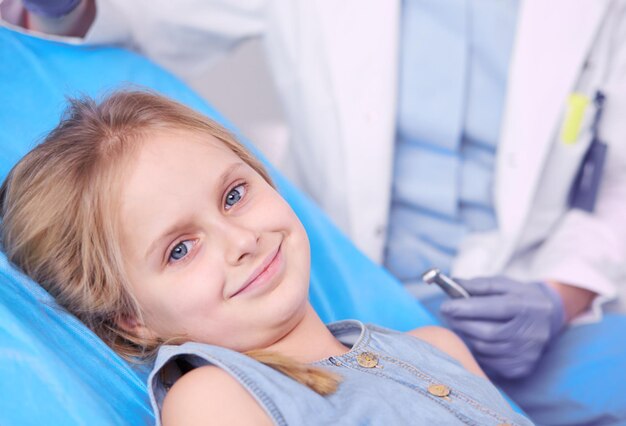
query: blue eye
169 240 194 262
225 184 246 209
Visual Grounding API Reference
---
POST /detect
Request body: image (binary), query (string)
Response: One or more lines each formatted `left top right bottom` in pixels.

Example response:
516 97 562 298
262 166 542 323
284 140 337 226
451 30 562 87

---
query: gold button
356 352 379 368
428 384 451 397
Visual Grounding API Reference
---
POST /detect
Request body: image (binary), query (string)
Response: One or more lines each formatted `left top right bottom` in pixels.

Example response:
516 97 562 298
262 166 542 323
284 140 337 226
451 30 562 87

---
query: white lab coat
4 0 626 316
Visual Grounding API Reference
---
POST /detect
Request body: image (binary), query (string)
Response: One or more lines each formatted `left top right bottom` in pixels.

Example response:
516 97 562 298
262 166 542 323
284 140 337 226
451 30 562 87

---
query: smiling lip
230 244 283 298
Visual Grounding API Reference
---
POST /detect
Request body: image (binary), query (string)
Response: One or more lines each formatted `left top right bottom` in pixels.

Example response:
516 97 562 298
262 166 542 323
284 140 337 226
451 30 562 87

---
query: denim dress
148 320 533 425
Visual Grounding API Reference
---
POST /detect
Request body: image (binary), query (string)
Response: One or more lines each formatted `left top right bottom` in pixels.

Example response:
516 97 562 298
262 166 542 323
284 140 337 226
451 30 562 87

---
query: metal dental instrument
421 268 471 299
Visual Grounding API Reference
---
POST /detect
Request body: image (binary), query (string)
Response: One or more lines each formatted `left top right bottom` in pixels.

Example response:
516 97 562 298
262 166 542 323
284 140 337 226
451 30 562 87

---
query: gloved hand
22 0 81 18
440 277 566 379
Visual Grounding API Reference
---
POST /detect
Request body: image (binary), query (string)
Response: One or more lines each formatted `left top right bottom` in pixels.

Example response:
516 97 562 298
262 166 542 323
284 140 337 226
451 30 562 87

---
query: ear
116 313 159 341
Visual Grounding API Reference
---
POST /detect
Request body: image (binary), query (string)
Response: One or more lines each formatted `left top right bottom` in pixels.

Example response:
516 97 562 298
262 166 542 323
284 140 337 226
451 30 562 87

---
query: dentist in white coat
6 0 626 380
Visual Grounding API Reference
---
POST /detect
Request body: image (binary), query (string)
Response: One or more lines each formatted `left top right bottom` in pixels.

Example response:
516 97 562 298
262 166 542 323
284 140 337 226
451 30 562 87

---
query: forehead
136 129 237 168
121 130 241 216
123 128 243 199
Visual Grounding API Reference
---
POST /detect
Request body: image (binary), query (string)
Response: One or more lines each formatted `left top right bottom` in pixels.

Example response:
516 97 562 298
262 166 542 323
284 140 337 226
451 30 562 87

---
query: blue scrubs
384 0 519 287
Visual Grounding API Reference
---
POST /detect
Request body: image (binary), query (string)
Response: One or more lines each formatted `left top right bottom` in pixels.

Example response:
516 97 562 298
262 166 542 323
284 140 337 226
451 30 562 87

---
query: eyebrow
219 162 245 190
143 162 245 262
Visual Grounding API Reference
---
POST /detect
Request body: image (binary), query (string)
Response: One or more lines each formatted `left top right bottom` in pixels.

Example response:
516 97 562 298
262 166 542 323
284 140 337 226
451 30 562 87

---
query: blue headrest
0 27 434 424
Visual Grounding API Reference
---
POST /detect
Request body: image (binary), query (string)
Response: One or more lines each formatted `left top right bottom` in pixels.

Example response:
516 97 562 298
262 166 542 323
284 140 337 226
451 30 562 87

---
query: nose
220 220 259 265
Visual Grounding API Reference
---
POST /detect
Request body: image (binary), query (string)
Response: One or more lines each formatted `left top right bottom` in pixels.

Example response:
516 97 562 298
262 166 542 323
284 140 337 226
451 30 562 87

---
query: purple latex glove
22 0 81 18
440 277 566 379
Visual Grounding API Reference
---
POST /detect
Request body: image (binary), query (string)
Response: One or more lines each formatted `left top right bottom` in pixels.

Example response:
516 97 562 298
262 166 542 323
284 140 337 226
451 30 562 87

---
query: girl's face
118 129 311 352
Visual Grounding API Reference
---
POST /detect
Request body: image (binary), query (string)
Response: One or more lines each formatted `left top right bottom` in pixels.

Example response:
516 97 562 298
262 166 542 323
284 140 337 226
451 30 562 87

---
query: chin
270 281 309 325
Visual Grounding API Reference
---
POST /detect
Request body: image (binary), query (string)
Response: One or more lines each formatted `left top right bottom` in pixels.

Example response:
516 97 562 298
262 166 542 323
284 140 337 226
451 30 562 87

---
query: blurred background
188 38 289 169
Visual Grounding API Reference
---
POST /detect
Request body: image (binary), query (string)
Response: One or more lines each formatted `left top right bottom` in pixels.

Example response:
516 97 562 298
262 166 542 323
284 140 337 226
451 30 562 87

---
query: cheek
287 210 310 254
168 263 225 309
284 213 311 277
138 262 226 332
269 196 306 234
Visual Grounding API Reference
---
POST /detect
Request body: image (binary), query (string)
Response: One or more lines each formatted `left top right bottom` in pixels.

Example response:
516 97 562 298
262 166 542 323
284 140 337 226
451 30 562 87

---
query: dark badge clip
568 91 609 212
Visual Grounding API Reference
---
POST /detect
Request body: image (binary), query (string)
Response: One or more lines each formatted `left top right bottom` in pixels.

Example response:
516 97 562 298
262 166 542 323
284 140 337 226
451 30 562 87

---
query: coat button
427 384 451 397
356 352 379 368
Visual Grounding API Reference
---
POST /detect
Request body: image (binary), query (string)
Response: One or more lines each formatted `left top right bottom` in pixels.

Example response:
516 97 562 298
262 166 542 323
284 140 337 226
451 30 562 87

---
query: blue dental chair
1 26 625 425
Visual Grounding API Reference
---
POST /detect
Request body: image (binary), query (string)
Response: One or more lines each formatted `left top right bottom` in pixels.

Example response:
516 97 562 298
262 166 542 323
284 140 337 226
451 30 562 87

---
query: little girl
0 91 532 425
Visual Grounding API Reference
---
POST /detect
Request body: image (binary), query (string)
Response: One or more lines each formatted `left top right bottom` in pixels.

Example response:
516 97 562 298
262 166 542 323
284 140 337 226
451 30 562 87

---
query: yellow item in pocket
560 93 590 144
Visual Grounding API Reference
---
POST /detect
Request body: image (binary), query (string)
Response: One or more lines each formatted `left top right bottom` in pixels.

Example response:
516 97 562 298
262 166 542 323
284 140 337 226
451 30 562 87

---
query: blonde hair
0 90 339 395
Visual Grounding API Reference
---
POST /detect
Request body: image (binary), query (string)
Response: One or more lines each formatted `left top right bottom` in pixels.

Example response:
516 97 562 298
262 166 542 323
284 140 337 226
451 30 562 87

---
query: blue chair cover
0 27 435 424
